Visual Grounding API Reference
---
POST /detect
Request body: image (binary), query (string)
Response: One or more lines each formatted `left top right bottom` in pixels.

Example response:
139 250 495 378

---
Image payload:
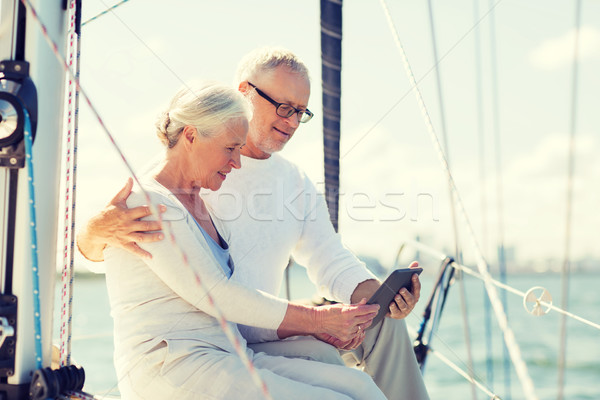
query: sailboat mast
320 0 342 231
0 0 68 396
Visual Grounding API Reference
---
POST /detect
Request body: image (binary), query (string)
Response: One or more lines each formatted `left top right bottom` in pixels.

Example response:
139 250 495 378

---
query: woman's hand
312 298 378 342
314 331 366 350
277 299 378 341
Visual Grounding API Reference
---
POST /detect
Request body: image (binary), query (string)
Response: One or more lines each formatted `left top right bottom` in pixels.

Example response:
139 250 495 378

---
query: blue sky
73 0 600 272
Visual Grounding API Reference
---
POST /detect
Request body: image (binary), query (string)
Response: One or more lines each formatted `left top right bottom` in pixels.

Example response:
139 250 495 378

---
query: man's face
241 66 310 159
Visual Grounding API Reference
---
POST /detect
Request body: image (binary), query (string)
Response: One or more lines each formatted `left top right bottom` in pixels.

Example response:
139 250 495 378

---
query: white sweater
104 178 288 375
203 153 376 342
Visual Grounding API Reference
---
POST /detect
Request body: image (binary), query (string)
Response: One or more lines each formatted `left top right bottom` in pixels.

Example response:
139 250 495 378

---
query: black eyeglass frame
247 82 314 123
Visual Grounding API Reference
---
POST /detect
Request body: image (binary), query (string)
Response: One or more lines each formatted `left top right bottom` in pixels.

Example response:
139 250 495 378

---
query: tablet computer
366 267 423 329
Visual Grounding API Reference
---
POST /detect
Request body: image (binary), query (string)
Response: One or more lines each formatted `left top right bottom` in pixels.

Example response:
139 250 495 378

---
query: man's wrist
350 279 380 304
76 229 107 262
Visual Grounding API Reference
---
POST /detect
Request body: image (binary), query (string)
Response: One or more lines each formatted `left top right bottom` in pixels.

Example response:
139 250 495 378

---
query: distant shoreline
63 268 600 281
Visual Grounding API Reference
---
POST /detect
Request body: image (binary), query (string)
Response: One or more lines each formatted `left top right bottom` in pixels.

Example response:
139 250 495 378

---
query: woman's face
191 117 248 191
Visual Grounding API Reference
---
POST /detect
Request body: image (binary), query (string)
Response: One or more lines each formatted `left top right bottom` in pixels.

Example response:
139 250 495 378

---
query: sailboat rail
409 307 501 399
399 240 600 332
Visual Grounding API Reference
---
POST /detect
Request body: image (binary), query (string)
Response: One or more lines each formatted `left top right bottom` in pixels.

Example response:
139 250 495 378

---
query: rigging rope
341 0 506 160
89 3 190 94
407 322 501 399
486 1 511 395
405 239 600 331
20 1 272 398
557 1 582 399
402 248 499 399
23 111 43 369
379 1 538 398
411 256 456 371
424 2 476 398
402 238 600 400
81 0 131 27
60 0 81 368
428 346 501 400
472 0 494 387
59 390 97 400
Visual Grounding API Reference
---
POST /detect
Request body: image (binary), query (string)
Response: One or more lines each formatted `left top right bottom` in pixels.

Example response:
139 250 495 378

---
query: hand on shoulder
76 178 166 261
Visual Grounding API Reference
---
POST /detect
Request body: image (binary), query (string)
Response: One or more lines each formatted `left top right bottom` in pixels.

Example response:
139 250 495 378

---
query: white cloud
530 26 600 70
476 133 600 262
327 128 600 268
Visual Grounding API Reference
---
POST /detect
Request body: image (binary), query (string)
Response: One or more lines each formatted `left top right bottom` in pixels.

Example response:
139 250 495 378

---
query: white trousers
249 318 430 400
119 340 386 400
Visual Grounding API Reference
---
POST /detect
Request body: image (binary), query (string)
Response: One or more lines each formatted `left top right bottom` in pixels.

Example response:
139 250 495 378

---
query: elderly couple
78 47 429 399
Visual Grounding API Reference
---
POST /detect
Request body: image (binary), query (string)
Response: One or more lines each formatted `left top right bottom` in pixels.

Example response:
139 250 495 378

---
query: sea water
54 267 600 399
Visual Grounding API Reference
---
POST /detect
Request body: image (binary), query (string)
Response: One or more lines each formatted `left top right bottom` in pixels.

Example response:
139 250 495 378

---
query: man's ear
238 81 251 95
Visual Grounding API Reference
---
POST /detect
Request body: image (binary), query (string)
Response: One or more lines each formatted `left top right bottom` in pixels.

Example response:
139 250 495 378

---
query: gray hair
156 82 251 148
235 46 310 86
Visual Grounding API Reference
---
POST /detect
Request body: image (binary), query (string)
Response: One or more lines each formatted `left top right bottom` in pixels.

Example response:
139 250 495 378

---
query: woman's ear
182 125 196 144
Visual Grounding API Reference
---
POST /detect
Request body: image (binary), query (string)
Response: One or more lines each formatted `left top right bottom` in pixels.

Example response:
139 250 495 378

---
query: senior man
77 47 429 400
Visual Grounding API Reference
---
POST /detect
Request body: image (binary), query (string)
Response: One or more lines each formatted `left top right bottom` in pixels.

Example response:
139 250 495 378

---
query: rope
486 1 511 395
379 1 538 398
407 324 501 399
70 0 83 362
88 3 189 93
451 263 600 328
405 239 600 331
404 239 599 400
472 0 494 387
60 0 79 368
456 270 478 399
557 1 582 398
23 111 43 369
415 257 456 372
69 0 82 366
20 1 272 398
429 347 501 400
424 2 476 398
81 0 131 27
341 0 506 160
60 390 97 400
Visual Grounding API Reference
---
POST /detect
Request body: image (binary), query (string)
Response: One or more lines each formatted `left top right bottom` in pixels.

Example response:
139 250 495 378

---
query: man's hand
350 261 422 321
76 178 165 261
387 261 421 319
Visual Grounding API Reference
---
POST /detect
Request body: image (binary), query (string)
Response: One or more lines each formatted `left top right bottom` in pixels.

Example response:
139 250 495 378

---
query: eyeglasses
247 82 314 123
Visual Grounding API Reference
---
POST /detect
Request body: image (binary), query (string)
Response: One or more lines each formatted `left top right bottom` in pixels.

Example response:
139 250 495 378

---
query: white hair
156 82 251 148
235 46 310 86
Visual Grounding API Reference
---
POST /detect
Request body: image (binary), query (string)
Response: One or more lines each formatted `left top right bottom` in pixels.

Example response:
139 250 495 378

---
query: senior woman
104 82 386 400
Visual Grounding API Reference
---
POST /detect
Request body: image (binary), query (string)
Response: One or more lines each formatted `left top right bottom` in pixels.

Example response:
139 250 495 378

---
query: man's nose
284 112 300 129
